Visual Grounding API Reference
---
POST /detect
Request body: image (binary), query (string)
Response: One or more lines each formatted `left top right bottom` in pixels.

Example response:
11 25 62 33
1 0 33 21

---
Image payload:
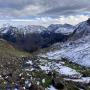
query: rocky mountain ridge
0 23 73 52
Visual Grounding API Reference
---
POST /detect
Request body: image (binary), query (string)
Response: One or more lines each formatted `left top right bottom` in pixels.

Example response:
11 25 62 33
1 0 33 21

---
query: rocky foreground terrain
0 19 90 89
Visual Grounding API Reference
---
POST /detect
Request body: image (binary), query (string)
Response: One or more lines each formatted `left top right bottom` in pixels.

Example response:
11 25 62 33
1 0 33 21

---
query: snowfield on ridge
40 35 90 67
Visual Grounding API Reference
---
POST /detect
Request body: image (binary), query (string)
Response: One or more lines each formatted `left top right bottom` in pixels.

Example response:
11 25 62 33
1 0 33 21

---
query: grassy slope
0 39 31 57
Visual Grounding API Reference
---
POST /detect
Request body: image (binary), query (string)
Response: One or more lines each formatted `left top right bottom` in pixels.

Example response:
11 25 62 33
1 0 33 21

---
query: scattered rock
52 77 66 90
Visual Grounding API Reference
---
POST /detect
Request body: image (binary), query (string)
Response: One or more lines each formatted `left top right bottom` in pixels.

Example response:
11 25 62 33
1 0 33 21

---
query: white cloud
0 15 89 27
33 15 89 26
0 0 90 18
58 15 89 25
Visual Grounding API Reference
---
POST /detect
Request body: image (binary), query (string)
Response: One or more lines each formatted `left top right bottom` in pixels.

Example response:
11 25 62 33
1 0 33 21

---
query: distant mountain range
0 18 90 52
0 23 73 51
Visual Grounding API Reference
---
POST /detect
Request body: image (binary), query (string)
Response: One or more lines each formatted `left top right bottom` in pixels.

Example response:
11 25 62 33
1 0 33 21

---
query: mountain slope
0 39 30 57
47 24 75 35
0 24 72 52
39 18 90 67
70 18 90 40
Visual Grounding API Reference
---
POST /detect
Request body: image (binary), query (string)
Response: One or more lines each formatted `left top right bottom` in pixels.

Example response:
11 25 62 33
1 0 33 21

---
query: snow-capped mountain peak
47 24 75 35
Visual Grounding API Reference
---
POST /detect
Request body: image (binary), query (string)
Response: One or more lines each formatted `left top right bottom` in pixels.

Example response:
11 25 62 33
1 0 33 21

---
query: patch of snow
25 68 34 71
41 35 90 67
38 58 81 79
46 85 57 90
26 60 33 65
64 77 90 84
39 65 50 71
59 66 82 78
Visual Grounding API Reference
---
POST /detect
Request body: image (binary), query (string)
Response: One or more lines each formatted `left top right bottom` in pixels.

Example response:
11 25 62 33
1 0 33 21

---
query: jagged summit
47 24 75 35
0 19 90 52
87 18 90 25
0 25 47 35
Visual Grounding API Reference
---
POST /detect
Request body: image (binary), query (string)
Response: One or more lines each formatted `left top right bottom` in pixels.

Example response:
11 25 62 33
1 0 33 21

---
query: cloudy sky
0 0 90 26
